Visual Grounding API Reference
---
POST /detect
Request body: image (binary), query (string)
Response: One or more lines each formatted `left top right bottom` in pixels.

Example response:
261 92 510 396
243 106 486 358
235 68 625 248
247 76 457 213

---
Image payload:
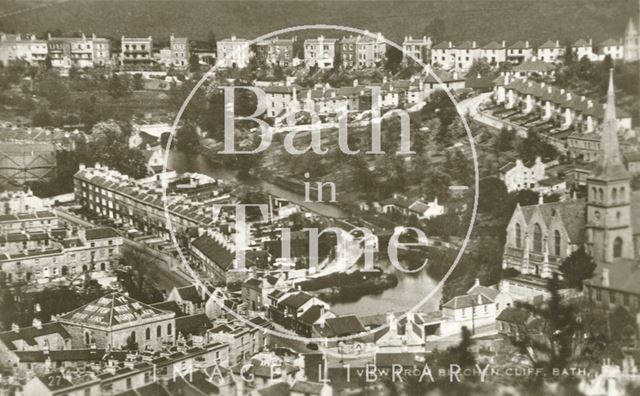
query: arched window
620 187 626 202
130 331 136 342
145 328 151 340
599 188 604 202
533 224 543 252
157 326 161 337
614 237 623 258
84 331 91 345
554 230 561 256
515 223 522 248
612 188 618 203
591 187 597 201
167 323 172 335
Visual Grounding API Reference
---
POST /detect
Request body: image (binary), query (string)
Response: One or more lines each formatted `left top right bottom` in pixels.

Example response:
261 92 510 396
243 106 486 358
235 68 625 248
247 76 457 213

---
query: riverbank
298 269 398 304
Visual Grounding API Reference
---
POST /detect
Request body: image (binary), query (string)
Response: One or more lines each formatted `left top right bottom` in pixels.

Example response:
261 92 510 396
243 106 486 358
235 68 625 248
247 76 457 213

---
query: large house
499 157 547 192
304 36 338 69
502 72 640 282
55 292 176 350
217 36 251 68
402 36 431 64
0 33 48 66
120 36 153 67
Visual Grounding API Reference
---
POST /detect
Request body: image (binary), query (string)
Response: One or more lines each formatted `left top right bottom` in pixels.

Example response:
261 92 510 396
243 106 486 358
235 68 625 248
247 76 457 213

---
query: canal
167 151 443 315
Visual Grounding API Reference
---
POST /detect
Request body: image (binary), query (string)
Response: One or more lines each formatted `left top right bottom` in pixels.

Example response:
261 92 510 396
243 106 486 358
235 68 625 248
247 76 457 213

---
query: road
457 92 528 137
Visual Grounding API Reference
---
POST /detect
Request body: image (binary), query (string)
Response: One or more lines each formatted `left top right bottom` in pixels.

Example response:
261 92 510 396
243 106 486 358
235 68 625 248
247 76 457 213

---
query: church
624 0 640 62
502 71 640 282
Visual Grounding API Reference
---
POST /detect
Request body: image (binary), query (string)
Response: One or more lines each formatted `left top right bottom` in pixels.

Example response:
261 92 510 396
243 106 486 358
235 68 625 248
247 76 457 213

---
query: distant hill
0 0 636 45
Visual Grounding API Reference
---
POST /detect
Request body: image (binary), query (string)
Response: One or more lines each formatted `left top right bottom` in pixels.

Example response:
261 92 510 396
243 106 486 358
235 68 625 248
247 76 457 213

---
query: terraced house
0 225 122 285
493 76 632 133
74 164 220 240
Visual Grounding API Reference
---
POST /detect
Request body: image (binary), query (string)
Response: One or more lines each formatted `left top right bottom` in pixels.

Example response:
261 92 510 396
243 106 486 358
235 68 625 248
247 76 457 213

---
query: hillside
0 0 636 45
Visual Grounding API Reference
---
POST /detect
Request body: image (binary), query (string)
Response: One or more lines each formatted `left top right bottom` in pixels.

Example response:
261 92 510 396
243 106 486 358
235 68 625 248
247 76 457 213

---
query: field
0 0 635 45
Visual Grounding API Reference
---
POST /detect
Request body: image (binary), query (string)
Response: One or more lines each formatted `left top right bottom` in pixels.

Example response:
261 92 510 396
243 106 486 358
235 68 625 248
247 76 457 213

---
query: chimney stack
602 268 610 287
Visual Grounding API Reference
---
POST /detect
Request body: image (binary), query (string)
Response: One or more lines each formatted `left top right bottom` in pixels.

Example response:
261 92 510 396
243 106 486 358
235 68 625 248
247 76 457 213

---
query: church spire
593 69 628 180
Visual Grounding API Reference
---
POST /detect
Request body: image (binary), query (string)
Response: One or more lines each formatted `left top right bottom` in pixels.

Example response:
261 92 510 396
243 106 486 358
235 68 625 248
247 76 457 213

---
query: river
167 151 442 315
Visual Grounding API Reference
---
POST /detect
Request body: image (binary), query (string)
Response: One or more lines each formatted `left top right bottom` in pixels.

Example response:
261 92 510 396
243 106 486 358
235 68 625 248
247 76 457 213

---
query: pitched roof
298 304 324 325
519 199 587 243
508 41 530 49
175 313 212 336
0 322 70 351
538 40 560 49
496 307 531 324
191 234 235 271
599 38 621 47
432 41 452 49
320 315 366 336
482 41 504 49
280 292 313 310
585 259 640 295
85 227 119 240
442 293 493 310
149 301 185 317
173 285 205 303
57 293 173 330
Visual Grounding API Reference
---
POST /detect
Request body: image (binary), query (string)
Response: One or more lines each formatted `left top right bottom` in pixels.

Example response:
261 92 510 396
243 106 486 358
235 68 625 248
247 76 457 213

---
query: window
554 230 561 256
145 328 151 340
610 292 616 304
620 187 626 201
612 188 618 203
533 223 543 252
515 223 522 248
599 188 604 202
595 289 602 301
614 237 623 258
157 326 161 337
84 332 90 345
167 323 172 335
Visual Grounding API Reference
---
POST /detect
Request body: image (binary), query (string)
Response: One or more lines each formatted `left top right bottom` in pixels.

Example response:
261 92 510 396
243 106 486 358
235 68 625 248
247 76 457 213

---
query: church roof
57 293 174 330
586 259 640 295
592 70 629 180
625 17 638 36
519 199 587 243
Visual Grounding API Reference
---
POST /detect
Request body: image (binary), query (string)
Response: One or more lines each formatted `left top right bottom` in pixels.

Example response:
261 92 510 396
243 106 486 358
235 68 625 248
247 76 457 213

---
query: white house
536 40 564 63
441 279 513 325
499 156 547 192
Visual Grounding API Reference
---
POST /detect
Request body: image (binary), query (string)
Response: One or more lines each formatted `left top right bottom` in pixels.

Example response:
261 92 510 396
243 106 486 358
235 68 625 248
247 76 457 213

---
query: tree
494 126 514 152
517 127 558 163
175 122 201 153
108 73 132 98
511 275 582 392
467 58 492 77
384 46 403 73
559 246 596 290
478 177 508 214
423 18 446 42
189 54 200 72
207 31 217 52
32 108 53 127
132 73 144 90
563 44 576 65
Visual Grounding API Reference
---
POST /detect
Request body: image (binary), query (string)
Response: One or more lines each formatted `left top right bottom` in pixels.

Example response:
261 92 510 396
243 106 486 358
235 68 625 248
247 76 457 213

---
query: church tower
586 70 633 263
624 0 640 62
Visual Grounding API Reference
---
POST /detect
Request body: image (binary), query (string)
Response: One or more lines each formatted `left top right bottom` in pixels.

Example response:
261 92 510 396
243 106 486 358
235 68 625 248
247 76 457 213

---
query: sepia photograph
0 0 639 395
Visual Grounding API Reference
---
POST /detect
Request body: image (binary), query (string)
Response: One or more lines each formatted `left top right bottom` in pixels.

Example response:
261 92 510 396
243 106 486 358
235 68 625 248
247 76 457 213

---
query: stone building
55 292 176 350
